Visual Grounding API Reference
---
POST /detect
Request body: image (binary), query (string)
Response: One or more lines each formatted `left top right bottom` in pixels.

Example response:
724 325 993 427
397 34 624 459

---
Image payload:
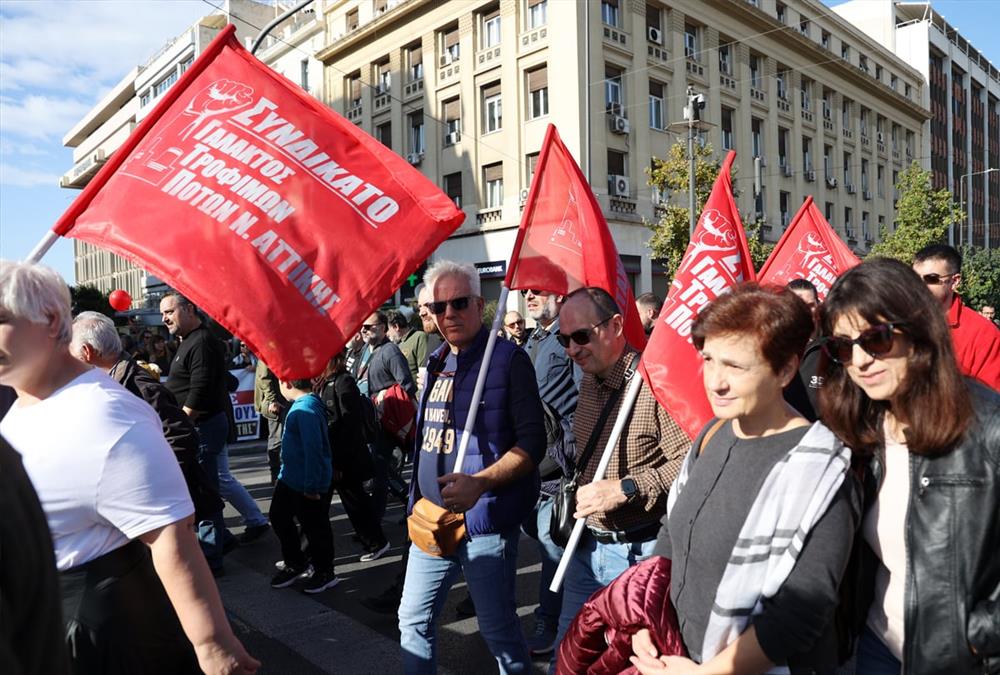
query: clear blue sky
1 0 998 284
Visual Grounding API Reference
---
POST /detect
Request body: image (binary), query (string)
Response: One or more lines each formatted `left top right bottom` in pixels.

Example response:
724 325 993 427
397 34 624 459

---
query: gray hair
0 260 73 345
71 311 122 359
424 260 481 297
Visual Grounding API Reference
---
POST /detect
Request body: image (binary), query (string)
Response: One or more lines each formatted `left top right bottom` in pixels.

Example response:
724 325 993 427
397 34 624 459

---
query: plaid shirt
574 347 690 532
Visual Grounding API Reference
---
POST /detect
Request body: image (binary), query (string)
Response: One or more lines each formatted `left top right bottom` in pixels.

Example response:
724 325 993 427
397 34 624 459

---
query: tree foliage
646 141 722 278
868 162 964 262
70 284 114 317
958 245 1000 312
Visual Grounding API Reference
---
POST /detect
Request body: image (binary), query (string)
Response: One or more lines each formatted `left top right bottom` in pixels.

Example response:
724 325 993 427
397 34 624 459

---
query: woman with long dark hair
819 257 999 674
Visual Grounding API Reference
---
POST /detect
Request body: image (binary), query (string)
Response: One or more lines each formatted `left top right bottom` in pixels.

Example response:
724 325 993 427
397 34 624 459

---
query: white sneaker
359 541 390 562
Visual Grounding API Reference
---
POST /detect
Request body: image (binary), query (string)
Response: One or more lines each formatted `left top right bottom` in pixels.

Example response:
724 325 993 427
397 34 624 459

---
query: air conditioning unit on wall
608 174 630 197
610 115 630 135
406 152 423 165
648 27 663 45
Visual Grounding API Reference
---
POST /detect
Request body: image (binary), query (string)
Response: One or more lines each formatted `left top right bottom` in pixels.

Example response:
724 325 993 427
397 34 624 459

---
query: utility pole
668 88 710 236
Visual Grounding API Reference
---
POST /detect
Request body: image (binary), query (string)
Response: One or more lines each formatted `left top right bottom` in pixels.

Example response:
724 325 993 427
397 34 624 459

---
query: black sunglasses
361 323 381 332
921 272 957 285
822 323 904 364
555 316 614 348
424 296 473 315
519 289 545 296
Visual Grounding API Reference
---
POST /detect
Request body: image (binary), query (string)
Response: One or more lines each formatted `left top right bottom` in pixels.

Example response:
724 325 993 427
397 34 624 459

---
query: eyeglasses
424 296 473 315
505 320 525 328
822 322 904 364
555 316 614 348
361 323 381 332
519 289 544 296
921 272 957 285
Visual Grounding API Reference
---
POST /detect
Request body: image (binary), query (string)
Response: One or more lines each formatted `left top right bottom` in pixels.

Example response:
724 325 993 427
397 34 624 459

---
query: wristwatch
620 477 639 503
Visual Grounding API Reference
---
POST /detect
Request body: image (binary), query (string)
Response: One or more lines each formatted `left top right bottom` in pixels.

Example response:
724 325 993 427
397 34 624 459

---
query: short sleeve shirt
1 369 194 570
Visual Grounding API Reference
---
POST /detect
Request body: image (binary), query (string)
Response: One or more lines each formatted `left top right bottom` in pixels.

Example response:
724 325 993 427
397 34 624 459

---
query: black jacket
164 325 229 417
109 355 224 519
857 380 1000 674
318 372 375 481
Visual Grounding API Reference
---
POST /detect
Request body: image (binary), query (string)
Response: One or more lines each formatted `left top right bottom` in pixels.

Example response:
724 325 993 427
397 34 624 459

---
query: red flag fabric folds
757 196 860 301
640 151 754 439
53 25 463 379
505 124 646 348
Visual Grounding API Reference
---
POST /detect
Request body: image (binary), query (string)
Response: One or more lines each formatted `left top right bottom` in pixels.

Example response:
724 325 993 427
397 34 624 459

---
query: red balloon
108 289 132 312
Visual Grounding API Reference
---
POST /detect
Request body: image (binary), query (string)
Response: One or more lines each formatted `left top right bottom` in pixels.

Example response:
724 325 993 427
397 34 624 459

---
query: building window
300 59 310 91
844 151 852 186
859 55 869 73
862 212 870 239
483 82 502 133
775 2 786 24
528 0 547 28
877 164 885 198
601 0 619 27
407 43 423 81
799 18 810 36
860 107 869 137
527 66 548 119
484 163 503 208
443 97 461 135
778 127 789 168
376 122 391 148
776 68 788 101
153 70 178 97
718 41 733 76
481 6 501 48
347 72 362 108
646 4 661 32
875 64 883 81
749 53 762 89
721 107 734 150
802 135 812 172
825 201 834 225
444 172 462 208
649 81 665 130
526 152 539 187
861 159 870 192
408 110 425 154
604 64 623 112
824 145 832 179
684 23 699 60
821 30 830 49
607 150 626 177
842 98 852 129
904 83 911 98
800 78 812 111
374 0 388 13
822 89 833 120
890 74 898 91
841 42 850 61
780 191 790 226
140 91 151 107
375 59 390 94
180 55 194 73
845 207 853 235
752 118 763 157
346 8 359 31
441 24 460 64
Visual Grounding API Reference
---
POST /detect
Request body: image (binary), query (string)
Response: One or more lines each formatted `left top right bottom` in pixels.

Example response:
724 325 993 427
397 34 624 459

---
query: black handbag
549 354 638 547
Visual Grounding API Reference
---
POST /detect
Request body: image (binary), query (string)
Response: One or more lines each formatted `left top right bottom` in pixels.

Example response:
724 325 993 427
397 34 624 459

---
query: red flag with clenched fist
51 25 463 379
757 196 860 300
505 124 646 349
639 151 755 439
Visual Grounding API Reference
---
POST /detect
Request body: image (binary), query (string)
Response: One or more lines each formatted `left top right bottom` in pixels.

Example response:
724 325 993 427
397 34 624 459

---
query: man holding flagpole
399 261 546 674
548 287 689 672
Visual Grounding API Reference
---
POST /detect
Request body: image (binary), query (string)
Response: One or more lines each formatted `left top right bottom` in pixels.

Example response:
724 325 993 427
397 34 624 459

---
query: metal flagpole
452 285 509 474
549 370 644 592
26 231 60 263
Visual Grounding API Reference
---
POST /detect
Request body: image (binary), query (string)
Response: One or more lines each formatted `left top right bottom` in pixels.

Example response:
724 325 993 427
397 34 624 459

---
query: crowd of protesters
0 242 998 675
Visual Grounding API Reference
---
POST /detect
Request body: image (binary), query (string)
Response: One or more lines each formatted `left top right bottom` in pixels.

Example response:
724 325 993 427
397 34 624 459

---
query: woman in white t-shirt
817 257 999 674
0 260 259 675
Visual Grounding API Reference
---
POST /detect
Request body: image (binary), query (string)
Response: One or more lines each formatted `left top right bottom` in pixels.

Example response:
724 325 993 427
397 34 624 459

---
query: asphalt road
218 443 553 675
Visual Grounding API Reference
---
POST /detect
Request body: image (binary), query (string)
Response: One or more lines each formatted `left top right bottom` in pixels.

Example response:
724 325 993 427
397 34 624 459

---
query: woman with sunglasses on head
625 283 860 675
819 257 999 674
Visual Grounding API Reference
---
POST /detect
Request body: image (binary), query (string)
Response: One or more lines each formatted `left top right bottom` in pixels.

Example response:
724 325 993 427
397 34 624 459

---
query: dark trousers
264 415 283 485
269 479 334 574
337 474 387 549
371 432 409 521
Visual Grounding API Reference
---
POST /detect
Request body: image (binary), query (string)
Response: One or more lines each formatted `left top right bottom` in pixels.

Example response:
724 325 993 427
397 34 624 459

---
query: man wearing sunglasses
548 287 690 672
503 311 528 347
913 244 1000 389
399 261 546 674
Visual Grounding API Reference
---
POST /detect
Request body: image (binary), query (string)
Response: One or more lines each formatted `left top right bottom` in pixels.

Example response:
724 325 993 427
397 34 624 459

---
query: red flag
505 125 646 348
53 25 463 379
640 151 754 438
757 196 860 300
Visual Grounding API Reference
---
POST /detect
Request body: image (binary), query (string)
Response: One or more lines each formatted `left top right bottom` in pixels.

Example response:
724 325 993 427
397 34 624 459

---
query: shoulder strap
697 418 728 455
574 353 641 477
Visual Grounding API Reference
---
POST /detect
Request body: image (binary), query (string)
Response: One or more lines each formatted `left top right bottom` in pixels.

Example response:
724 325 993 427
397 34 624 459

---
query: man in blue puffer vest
399 260 546 674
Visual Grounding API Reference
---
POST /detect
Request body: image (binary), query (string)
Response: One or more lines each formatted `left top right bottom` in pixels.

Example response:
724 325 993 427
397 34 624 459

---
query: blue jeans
856 626 901 675
398 529 530 674
521 495 564 626
198 412 267 529
549 531 657 673
194 412 231 569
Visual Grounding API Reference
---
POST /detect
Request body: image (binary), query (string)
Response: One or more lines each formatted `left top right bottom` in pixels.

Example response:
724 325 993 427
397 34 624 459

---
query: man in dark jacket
70 312 229 575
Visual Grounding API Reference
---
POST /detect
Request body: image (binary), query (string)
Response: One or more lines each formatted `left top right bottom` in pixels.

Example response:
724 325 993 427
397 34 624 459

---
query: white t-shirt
862 427 910 660
0 368 194 571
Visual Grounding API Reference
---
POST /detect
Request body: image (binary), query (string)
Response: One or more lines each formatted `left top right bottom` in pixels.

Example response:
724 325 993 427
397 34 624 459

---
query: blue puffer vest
407 326 540 536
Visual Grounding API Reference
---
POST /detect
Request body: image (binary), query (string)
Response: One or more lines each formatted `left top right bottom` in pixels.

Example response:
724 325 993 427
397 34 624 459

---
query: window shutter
484 163 503 182
527 66 547 92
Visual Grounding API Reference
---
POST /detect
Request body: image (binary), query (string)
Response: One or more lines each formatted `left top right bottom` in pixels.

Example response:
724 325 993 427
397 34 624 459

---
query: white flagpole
549 370 644 593
452 285 509 474
26 231 60 263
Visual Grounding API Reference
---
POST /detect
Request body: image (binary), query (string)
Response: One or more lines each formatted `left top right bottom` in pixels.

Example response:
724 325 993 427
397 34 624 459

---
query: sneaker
270 565 309 589
455 593 476 618
527 619 558 657
240 523 270 544
360 583 402 615
302 570 341 594
359 541 390 563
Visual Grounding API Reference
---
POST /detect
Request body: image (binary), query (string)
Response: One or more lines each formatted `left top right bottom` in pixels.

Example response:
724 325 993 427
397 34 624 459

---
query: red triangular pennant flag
505 124 646 348
52 25 463 379
640 151 755 438
757 196 860 300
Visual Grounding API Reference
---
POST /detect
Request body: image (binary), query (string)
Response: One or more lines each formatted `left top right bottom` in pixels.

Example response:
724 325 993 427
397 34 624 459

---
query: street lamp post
956 167 999 248
667 87 712 236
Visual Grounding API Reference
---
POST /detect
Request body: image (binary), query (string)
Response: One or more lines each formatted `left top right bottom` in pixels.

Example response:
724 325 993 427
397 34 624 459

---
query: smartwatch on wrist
620 477 639 503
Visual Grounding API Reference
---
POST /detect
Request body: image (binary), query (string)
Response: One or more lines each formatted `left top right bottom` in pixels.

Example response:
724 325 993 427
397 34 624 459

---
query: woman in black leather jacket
818 257 999 674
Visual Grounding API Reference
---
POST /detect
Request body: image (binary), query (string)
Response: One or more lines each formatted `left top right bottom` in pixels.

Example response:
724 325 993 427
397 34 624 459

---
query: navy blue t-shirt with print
417 352 458 507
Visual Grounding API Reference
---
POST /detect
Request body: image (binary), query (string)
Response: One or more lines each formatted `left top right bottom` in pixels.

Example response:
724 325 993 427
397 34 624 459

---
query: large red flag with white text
52 25 463 379
640 151 754 438
505 125 646 348
757 196 860 300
